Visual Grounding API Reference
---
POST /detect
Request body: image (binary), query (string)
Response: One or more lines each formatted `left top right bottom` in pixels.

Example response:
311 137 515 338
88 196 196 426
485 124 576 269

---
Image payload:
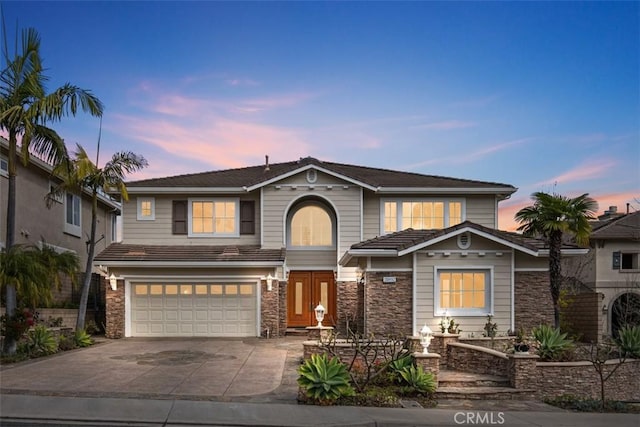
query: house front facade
96 157 585 339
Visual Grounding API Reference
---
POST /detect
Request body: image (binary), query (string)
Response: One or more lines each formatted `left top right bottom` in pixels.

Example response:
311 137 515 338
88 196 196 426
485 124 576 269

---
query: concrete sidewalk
1 394 639 427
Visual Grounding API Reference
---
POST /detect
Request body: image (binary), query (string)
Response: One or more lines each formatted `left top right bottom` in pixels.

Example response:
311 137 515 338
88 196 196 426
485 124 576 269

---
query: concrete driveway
0 337 303 402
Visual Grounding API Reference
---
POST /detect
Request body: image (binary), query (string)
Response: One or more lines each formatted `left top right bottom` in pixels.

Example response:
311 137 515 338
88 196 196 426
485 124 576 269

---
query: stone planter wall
534 359 640 401
459 337 514 352
447 342 509 376
302 339 406 365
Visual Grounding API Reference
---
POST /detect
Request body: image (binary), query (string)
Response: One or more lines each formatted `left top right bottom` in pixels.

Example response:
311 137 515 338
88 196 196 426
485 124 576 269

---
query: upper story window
288 202 335 248
137 197 155 221
435 268 492 316
382 199 463 234
64 192 81 237
188 198 238 237
0 156 8 177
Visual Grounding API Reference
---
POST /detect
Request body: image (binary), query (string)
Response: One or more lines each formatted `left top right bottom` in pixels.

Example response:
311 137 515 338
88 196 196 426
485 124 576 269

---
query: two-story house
564 208 640 340
0 136 120 305
95 157 586 339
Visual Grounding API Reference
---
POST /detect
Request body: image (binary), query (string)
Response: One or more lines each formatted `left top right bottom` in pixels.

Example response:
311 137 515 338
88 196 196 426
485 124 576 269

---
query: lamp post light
266 273 274 292
109 274 118 291
419 324 433 354
314 303 325 327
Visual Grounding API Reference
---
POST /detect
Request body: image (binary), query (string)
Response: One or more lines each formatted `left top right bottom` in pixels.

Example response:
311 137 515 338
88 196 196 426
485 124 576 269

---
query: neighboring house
95 157 587 339
564 208 640 340
0 136 120 305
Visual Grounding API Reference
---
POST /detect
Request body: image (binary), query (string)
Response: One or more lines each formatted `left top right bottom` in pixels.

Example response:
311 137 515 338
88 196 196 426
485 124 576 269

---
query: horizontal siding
415 252 512 336
466 195 497 228
123 194 261 246
262 171 362 261
370 257 412 270
286 250 337 269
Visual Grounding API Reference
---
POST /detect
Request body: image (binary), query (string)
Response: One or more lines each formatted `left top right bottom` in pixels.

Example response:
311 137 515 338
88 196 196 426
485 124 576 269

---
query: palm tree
52 143 147 331
0 27 103 351
515 192 598 328
0 244 79 352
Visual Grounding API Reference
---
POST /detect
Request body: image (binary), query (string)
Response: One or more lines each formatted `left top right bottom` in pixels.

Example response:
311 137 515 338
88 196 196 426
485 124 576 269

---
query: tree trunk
3 131 18 354
549 231 563 329
76 190 98 331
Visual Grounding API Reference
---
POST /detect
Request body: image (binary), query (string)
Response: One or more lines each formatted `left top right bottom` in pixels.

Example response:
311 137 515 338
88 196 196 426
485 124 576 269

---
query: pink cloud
498 190 639 232
534 159 617 187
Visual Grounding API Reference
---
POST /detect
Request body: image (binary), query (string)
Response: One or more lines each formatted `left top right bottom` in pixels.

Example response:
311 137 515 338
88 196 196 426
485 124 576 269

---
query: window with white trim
382 199 463 234
0 156 8 177
288 203 335 248
64 192 81 237
435 268 492 316
137 197 155 220
188 198 238 236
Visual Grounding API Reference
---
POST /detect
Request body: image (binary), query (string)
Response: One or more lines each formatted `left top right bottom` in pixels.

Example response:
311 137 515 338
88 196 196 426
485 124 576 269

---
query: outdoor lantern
109 274 118 291
266 273 274 292
419 324 433 354
314 303 326 327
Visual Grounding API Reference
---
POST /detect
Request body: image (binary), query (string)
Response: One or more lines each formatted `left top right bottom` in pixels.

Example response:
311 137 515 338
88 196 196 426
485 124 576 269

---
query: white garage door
131 283 257 337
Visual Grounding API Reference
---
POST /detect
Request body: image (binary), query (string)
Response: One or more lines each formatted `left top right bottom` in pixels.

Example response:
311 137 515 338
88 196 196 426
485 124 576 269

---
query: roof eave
378 187 517 196
124 187 248 194
94 260 285 267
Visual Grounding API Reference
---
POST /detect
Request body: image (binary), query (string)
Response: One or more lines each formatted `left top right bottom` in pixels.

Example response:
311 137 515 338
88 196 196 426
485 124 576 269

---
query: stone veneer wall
365 271 412 336
105 278 124 339
561 292 602 343
534 359 640 401
446 342 509 376
261 279 285 338
336 281 364 335
515 271 553 333
303 340 404 365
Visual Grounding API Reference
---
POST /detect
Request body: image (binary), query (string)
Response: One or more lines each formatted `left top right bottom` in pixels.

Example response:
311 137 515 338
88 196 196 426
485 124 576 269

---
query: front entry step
436 370 536 400
285 328 309 336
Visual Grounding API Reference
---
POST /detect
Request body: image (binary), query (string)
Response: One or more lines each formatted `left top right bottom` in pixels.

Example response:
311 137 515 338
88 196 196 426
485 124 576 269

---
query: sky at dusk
3 1 639 231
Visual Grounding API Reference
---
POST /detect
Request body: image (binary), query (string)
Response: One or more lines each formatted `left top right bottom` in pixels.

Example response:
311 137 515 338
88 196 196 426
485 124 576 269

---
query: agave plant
388 354 414 382
532 324 574 361
27 326 58 356
616 325 640 358
297 353 354 404
398 365 436 394
74 329 93 348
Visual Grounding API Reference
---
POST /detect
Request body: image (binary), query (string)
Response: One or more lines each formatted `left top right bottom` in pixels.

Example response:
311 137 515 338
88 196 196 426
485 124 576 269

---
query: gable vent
457 232 471 250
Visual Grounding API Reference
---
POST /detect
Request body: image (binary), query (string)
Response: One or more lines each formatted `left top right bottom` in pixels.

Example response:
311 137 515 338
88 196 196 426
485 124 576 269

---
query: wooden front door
287 271 336 327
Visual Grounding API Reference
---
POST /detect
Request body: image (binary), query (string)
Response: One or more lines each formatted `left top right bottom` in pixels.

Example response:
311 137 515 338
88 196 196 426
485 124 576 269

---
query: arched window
289 203 334 248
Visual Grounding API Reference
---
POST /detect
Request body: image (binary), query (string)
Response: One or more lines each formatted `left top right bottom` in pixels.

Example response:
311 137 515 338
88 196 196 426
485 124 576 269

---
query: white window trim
0 155 8 178
64 192 82 238
433 266 493 317
48 181 63 203
137 197 156 221
380 198 465 234
187 197 240 237
286 201 336 250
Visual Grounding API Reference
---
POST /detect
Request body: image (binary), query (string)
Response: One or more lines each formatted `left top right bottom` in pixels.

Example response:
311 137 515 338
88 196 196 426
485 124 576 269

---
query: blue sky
3 1 639 230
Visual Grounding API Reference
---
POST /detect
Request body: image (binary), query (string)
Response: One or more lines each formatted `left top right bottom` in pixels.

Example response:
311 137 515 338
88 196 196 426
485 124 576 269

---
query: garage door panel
131 282 257 337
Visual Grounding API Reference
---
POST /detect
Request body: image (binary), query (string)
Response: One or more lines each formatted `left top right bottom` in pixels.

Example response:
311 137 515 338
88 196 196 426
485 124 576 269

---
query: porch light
419 324 433 354
266 273 274 292
314 303 325 327
109 274 118 291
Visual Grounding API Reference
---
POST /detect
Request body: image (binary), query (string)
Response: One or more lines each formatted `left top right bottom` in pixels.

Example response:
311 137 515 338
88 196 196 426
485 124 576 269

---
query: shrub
532 324 574 361
398 365 436 395
57 335 77 351
26 326 58 356
0 308 35 341
483 314 498 338
298 354 355 404
615 325 640 359
74 329 93 347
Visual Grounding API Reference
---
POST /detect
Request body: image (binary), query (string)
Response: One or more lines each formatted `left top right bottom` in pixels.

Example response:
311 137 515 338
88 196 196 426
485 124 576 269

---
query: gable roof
94 243 286 267
125 157 517 198
590 211 640 240
339 221 587 265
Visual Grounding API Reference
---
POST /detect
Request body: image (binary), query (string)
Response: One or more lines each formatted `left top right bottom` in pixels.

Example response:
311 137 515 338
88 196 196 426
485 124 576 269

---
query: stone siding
105 278 124 339
261 279 285 338
515 271 553 333
365 271 412 336
303 340 406 365
446 342 509 376
562 292 602 343
336 281 364 335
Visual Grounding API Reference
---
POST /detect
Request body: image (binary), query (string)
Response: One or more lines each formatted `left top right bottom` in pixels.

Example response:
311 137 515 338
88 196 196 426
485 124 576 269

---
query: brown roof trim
95 243 286 265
